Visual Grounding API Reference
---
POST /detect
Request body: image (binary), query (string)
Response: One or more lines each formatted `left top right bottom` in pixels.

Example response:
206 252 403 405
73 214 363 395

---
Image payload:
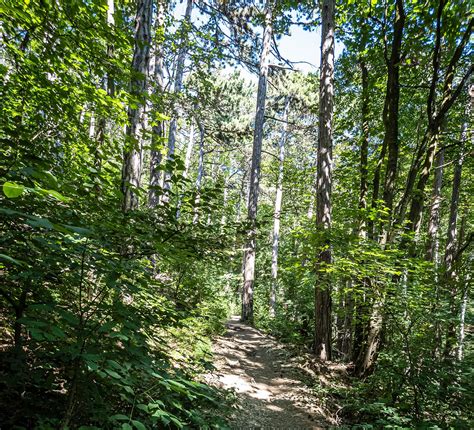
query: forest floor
205 316 346 429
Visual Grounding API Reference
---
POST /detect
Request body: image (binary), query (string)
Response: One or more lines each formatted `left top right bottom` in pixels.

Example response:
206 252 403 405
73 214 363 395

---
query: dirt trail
205 316 330 429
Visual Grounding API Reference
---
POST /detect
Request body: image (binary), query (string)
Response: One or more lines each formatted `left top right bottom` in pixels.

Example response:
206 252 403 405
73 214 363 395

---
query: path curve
205 316 330 429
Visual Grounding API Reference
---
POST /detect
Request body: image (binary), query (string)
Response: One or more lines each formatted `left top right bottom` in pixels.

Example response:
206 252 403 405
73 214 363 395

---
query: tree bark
443 90 470 358
94 0 115 176
121 0 153 211
425 148 444 262
354 0 405 376
270 97 290 317
351 58 370 363
149 0 167 208
193 120 205 224
380 0 405 244
241 1 272 323
314 0 335 361
162 0 193 204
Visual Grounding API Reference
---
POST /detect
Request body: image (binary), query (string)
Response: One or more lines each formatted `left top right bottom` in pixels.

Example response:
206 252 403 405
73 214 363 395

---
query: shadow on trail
206 316 330 429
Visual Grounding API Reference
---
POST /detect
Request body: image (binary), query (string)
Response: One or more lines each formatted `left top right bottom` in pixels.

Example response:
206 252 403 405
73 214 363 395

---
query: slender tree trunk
176 121 195 218
270 97 290 316
193 121 205 224
443 96 469 359
94 0 115 175
149 0 167 208
162 0 193 204
404 20 473 236
351 58 369 362
380 0 405 244
426 148 444 262
121 0 153 211
241 1 272 323
355 0 405 375
314 0 335 361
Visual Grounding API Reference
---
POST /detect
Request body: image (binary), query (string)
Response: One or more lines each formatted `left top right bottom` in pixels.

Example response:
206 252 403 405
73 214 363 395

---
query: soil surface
205 316 331 429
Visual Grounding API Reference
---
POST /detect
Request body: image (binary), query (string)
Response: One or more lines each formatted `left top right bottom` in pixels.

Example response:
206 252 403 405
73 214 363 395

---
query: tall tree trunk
443 92 469 359
121 0 153 211
352 58 370 362
314 0 335 361
94 0 115 175
354 0 405 376
456 207 469 361
241 1 272 323
426 148 444 262
270 97 290 317
176 121 195 218
193 121 205 224
162 0 193 204
404 19 473 236
149 0 167 208
380 0 405 244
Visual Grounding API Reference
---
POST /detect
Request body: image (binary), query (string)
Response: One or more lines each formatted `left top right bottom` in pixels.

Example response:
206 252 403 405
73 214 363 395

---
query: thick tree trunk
241 2 272 323
162 0 193 204
314 0 335 361
270 97 290 317
121 0 153 211
149 0 167 208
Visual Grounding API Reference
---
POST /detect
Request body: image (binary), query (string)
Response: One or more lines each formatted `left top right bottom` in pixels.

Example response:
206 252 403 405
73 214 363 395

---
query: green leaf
0 253 26 266
3 181 25 198
121 424 133 430
105 369 121 379
37 187 70 202
131 420 146 430
110 414 129 421
26 217 55 230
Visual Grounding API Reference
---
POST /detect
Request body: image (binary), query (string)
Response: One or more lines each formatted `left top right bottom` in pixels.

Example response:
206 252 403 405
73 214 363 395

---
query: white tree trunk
149 0 167 208
176 121 195 219
270 97 290 317
241 1 272 322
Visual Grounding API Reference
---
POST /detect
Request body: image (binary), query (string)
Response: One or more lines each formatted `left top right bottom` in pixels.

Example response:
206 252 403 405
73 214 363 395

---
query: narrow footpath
205 316 333 429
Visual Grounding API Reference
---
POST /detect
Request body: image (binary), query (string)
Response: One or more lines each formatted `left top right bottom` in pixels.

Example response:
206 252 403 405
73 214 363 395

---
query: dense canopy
0 0 472 428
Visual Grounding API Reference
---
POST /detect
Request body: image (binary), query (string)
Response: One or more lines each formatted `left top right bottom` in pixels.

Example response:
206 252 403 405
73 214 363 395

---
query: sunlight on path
205 316 329 429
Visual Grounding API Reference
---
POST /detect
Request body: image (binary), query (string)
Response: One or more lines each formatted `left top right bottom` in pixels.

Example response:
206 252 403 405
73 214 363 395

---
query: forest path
205 316 330 429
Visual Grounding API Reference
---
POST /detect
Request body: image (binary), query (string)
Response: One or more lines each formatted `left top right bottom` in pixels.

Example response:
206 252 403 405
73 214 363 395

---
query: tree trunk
176 121 195 218
149 0 167 208
443 93 469 359
193 121 205 224
162 0 193 204
121 0 153 211
270 97 290 317
426 148 444 262
351 58 369 362
94 0 115 176
314 0 335 361
380 0 405 244
241 1 272 323
354 0 405 375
